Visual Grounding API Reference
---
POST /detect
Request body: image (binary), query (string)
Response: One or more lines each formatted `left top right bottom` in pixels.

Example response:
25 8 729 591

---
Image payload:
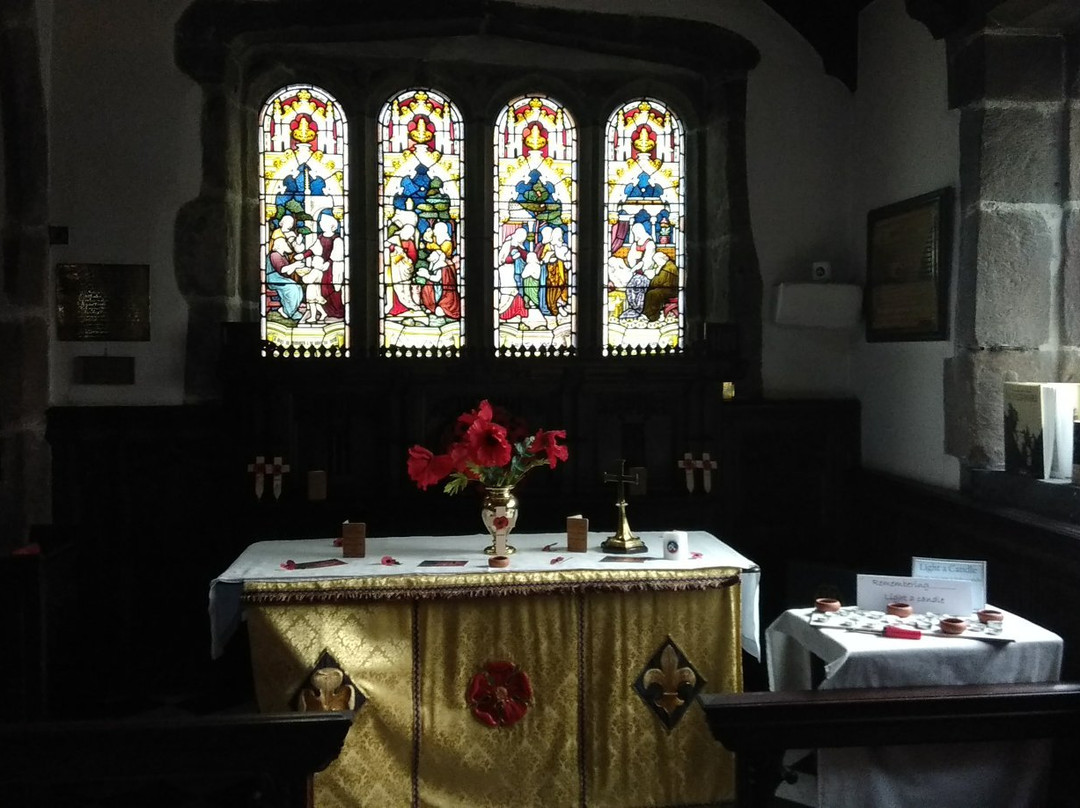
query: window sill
963 468 1080 527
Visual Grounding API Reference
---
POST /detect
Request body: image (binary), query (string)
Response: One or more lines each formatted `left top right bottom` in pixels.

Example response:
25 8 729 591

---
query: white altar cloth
210 530 760 660
767 607 1064 808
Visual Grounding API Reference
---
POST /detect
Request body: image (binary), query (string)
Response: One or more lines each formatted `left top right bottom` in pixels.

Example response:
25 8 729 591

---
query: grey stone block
973 206 1056 348
978 105 1064 204
945 348 1057 468
1062 207 1080 345
0 228 47 307
0 318 47 422
951 33 1064 107
174 197 229 298
1070 103 1080 201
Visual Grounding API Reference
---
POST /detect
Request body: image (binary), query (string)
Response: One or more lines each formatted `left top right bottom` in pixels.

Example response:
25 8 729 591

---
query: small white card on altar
856 574 978 615
911 557 986 612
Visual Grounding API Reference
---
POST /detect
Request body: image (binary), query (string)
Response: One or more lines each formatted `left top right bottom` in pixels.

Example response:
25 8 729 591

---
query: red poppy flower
456 399 494 432
466 661 533 728
493 515 509 531
463 418 512 468
529 429 568 469
380 555 401 566
407 445 455 490
280 560 297 570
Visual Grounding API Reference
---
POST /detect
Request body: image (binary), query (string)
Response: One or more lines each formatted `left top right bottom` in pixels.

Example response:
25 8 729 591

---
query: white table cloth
767 606 1064 808
210 529 760 660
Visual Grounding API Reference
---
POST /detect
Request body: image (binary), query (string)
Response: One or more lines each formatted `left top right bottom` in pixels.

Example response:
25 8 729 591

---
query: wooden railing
700 682 1080 807
0 711 353 808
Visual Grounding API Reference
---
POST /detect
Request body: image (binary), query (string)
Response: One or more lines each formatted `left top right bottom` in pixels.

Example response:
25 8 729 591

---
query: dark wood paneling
41 394 863 711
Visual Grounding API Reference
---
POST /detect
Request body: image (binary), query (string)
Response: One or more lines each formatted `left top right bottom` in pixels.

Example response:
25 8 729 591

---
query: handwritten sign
856 574 977 615
912 557 986 612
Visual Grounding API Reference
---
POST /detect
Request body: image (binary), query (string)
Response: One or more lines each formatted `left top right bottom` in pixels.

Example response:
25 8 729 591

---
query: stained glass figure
603 99 685 355
259 85 349 357
493 96 577 356
378 89 465 357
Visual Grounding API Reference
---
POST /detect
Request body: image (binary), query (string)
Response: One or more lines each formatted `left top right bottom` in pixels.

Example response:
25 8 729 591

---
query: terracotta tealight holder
488 555 510 568
939 617 968 635
887 602 913 618
815 598 841 613
977 608 1004 625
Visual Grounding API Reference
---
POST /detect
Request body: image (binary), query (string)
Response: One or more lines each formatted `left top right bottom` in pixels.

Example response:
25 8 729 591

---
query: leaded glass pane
378 89 465 357
493 95 577 357
603 99 685 355
259 85 349 357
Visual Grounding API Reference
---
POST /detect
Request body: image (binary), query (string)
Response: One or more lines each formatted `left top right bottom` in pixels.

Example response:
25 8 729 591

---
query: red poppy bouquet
407 399 568 494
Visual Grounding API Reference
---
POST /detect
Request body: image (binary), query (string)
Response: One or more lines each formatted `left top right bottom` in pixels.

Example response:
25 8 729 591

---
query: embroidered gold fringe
241 566 741 605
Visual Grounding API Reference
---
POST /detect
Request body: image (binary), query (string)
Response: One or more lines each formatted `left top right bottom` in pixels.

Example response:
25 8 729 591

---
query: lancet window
493 95 578 357
257 85 692 360
258 84 350 357
603 98 685 355
378 88 466 357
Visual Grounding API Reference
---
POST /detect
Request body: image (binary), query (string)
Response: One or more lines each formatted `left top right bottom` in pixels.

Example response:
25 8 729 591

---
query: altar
210 530 758 808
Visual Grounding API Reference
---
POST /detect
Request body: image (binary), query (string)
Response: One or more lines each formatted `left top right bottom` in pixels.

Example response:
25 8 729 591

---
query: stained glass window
378 89 465 357
259 85 349 357
603 99 685 355
493 95 577 356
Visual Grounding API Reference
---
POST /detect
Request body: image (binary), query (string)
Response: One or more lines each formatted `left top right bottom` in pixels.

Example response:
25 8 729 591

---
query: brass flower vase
480 485 518 555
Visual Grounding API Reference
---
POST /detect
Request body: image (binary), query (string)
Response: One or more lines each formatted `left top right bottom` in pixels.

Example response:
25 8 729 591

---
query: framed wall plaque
55 263 150 341
865 187 952 342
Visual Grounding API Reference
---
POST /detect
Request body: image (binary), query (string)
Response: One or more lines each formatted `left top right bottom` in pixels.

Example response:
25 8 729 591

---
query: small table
767 606 1064 808
210 530 760 808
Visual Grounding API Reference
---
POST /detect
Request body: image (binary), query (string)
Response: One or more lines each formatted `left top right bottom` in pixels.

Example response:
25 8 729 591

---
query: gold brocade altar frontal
245 567 742 808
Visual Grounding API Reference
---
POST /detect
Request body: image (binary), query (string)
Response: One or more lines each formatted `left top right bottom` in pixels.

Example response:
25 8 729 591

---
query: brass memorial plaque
55 263 150 341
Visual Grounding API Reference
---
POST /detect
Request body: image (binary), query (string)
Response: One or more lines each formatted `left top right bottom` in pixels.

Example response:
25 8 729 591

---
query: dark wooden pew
0 710 354 808
700 682 1080 808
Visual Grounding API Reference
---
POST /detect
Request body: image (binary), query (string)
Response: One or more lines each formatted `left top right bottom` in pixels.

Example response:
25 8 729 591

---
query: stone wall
944 20 1080 478
0 0 50 551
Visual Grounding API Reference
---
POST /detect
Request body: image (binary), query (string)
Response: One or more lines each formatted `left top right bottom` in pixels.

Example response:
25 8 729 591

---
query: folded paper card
856 574 977 615
912 556 986 612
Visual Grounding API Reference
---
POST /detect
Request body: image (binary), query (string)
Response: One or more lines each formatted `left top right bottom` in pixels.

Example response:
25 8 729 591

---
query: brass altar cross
600 459 647 554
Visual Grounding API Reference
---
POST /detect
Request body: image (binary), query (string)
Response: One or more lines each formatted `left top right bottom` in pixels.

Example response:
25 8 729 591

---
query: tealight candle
663 530 689 561
939 617 967 635
977 608 1004 625
887 602 913 618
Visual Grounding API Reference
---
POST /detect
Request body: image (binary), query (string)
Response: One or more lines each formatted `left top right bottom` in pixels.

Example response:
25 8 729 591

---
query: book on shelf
1002 382 1079 480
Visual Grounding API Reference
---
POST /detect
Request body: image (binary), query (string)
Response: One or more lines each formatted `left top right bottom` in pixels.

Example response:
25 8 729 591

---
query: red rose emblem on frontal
466 661 532 728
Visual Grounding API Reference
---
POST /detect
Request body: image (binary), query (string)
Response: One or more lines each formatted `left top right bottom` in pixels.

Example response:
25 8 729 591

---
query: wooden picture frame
865 187 952 342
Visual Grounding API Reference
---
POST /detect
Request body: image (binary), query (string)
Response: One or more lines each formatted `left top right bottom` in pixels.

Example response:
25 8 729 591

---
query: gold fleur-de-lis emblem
293 650 366 715
642 644 696 717
298 666 356 712
633 636 705 731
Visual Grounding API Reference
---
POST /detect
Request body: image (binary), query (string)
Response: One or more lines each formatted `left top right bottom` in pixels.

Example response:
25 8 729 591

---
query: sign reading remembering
856 574 977 615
